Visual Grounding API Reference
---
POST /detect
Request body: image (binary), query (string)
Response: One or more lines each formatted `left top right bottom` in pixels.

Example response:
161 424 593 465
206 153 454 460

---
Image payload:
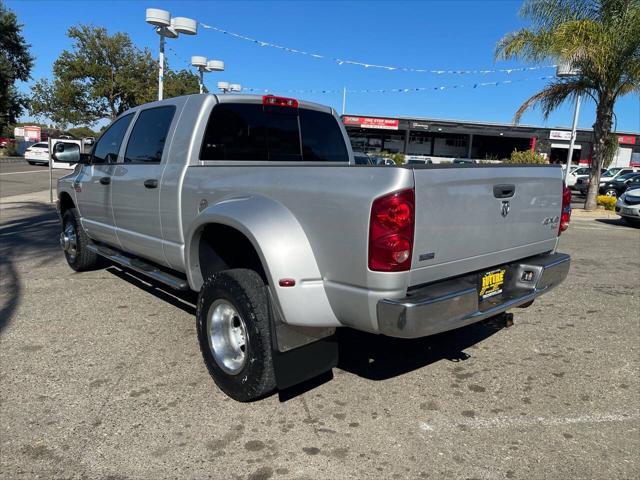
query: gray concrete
0 188 638 480
0 162 68 199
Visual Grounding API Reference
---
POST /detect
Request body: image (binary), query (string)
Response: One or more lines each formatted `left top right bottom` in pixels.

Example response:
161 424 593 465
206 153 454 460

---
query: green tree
29 25 156 127
66 126 98 139
496 0 640 210
0 1 33 133
164 68 203 97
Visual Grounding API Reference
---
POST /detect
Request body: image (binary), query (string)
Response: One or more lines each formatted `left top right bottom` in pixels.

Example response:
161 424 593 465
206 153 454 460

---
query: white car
599 167 638 186
615 187 640 226
24 142 50 165
566 166 591 188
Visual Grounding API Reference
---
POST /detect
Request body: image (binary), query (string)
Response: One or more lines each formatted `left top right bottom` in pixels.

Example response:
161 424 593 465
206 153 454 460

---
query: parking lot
1 173 638 479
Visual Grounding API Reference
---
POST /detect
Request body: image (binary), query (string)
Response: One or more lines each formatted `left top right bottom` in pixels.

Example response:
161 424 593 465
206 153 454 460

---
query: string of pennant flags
240 76 557 95
199 23 556 75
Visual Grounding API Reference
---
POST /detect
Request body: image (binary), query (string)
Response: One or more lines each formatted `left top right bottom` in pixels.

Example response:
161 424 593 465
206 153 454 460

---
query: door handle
99 176 111 185
493 184 515 198
144 179 158 189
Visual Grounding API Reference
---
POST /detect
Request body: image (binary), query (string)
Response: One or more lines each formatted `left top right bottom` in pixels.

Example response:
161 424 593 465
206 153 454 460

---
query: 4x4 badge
501 200 510 217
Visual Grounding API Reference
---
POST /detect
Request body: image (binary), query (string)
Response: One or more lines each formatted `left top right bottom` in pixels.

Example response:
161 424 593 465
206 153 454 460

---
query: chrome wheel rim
605 190 617 197
60 222 78 262
207 299 248 375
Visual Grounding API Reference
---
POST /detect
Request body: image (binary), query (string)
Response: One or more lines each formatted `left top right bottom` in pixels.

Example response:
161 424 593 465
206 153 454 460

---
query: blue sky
8 0 640 132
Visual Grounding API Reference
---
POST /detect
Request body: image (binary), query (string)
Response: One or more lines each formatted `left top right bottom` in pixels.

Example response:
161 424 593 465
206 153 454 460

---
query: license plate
479 268 506 300
621 207 637 216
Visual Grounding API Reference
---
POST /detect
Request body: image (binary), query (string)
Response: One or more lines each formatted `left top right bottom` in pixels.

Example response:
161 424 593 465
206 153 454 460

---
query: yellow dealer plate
479 268 506 300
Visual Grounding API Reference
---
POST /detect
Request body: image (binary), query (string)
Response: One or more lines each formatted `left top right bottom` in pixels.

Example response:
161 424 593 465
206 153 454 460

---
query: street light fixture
217 81 242 94
191 56 225 94
556 60 582 184
146 8 197 101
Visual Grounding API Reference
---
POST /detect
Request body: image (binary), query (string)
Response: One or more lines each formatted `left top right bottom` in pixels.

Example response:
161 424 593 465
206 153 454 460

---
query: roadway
0 160 69 198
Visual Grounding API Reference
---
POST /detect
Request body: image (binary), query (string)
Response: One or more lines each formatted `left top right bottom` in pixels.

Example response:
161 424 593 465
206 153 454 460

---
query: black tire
27 161 36 165
196 269 276 402
605 189 617 197
61 208 101 271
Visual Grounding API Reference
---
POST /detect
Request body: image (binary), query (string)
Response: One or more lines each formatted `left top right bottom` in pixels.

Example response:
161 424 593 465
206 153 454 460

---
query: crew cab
54 94 571 401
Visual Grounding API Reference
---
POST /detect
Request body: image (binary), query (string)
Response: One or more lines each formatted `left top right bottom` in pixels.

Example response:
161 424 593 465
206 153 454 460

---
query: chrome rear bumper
377 252 570 339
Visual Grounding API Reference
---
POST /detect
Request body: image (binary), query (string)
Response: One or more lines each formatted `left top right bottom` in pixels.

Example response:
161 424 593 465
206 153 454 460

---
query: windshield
616 173 637 182
602 168 622 177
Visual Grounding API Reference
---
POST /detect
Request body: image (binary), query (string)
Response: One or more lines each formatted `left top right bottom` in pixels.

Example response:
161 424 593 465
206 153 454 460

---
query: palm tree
496 0 640 210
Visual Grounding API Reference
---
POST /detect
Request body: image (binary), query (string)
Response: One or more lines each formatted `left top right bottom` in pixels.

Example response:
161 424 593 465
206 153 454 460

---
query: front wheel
61 208 101 271
604 189 617 197
196 269 276 402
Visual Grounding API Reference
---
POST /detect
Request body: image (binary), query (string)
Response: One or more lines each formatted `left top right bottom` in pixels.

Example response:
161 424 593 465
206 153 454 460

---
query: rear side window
200 103 348 162
124 106 175 164
93 114 134 164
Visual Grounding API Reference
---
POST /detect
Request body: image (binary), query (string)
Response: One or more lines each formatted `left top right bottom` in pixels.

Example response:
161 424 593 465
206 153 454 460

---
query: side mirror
52 142 83 164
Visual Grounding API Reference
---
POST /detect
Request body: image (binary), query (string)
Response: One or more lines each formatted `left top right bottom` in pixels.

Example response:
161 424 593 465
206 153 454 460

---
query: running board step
87 244 189 291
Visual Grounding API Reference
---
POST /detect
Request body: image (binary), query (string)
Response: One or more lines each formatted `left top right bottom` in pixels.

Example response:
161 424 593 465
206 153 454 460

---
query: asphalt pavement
0 161 69 198
0 183 638 479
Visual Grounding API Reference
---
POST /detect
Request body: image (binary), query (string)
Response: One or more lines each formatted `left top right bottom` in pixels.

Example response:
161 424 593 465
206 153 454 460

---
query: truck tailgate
409 165 562 286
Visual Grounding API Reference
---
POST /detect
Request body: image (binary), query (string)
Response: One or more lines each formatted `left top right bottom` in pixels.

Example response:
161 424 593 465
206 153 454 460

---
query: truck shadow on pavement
336 318 506 381
0 202 60 333
103 264 508 400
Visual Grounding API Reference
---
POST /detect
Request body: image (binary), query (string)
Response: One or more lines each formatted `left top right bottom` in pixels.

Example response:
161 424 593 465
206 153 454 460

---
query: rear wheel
61 208 101 271
605 188 617 197
196 269 276 402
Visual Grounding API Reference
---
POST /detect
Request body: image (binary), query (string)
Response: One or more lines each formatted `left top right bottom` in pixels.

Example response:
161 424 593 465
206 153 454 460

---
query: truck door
110 105 176 267
74 113 134 247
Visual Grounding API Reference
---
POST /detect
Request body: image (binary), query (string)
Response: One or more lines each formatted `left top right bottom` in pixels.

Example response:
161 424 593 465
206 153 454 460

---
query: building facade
342 114 640 167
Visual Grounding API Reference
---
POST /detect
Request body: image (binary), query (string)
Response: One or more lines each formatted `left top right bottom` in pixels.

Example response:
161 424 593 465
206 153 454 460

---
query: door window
124 106 176 164
92 114 134 164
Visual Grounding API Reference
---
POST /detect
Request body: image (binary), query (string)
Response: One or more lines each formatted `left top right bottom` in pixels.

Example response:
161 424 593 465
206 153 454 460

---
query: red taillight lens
262 95 299 108
559 184 571 234
369 189 415 272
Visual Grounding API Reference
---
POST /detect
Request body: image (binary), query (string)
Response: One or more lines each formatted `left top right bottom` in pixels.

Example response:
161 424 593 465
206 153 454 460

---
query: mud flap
272 336 338 390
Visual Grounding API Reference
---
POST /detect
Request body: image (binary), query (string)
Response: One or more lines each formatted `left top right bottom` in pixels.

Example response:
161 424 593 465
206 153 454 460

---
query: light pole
146 8 197 101
556 61 582 185
191 57 224 94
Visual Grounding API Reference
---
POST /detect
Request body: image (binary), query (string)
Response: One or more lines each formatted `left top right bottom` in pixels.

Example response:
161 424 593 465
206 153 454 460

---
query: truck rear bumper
377 252 570 339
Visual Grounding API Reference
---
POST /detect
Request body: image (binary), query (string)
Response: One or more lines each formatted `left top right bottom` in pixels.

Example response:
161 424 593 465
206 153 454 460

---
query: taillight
262 95 298 108
559 184 571 234
369 189 415 272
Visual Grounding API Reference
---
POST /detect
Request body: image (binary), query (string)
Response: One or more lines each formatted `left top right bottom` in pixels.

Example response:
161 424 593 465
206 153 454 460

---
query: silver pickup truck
54 94 571 401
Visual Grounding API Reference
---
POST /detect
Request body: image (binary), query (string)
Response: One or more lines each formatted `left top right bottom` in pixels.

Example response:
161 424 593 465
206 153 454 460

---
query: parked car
599 167 638 186
615 186 640 226
0 137 11 148
406 158 433 165
54 93 571 401
453 158 476 165
576 168 628 195
566 166 591 189
24 142 50 165
353 153 374 165
598 173 640 197
373 156 396 166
